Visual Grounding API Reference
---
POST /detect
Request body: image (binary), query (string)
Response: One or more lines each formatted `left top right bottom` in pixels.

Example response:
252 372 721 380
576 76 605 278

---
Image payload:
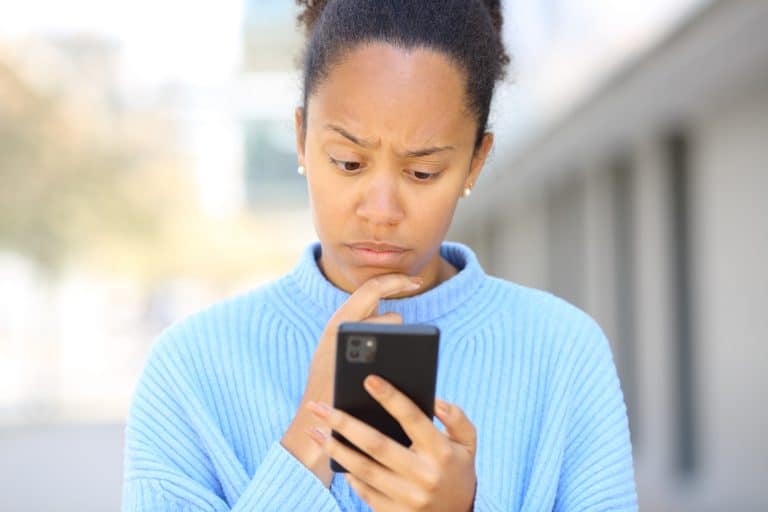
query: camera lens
350 350 359 358
350 338 361 347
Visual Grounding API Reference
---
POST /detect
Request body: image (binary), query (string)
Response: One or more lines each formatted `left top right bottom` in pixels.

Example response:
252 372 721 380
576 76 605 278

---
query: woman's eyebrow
324 123 454 157
324 123 376 148
402 145 455 158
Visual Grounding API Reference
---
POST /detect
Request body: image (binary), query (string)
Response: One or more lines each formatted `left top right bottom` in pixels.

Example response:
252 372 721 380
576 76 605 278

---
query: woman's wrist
281 405 334 488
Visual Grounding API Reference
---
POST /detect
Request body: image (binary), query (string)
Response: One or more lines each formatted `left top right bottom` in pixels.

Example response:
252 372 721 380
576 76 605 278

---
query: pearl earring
462 186 472 198
297 165 306 176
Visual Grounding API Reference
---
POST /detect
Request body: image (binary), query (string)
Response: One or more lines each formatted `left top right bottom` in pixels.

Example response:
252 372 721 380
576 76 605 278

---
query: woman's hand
281 274 423 488
306 375 478 512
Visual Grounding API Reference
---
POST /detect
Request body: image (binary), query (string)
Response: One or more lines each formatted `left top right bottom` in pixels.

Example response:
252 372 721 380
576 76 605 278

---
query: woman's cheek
310 177 348 224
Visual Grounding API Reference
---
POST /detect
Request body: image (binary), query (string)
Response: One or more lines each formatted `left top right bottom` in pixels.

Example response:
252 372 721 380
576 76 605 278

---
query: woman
122 1 637 510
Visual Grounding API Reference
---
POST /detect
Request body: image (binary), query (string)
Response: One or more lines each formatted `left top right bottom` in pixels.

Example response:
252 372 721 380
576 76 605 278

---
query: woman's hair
295 0 511 154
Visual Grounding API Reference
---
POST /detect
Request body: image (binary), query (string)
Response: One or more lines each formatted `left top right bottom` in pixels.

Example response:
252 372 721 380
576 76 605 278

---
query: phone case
331 322 440 472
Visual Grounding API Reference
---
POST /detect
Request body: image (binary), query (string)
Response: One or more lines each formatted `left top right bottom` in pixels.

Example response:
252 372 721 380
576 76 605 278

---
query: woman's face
295 42 494 295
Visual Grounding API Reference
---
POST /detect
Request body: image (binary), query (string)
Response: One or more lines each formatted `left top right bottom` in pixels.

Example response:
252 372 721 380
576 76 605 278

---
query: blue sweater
122 240 637 511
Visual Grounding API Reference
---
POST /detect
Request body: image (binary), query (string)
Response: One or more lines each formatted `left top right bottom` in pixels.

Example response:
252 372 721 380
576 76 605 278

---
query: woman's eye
329 156 441 181
329 157 362 172
410 170 441 181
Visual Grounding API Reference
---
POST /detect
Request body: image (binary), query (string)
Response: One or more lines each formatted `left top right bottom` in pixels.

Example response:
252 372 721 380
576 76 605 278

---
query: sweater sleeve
553 318 638 511
122 329 343 512
470 480 505 512
123 443 341 512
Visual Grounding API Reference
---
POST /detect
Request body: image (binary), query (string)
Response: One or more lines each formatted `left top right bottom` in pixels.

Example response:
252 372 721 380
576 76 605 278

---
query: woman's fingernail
365 375 384 393
436 401 449 416
307 401 332 418
305 426 327 445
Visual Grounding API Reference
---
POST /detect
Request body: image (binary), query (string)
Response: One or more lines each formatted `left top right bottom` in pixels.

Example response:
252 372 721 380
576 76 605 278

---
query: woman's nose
355 173 405 226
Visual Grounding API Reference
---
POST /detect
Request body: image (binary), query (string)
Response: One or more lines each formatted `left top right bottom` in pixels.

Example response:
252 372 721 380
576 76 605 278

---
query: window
611 155 639 445
546 174 586 307
665 130 697 476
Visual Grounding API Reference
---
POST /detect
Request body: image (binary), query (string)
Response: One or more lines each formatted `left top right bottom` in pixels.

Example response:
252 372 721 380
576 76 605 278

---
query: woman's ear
466 132 494 186
294 106 306 165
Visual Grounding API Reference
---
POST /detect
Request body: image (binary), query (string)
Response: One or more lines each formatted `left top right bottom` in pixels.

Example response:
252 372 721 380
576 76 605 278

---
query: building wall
0 424 124 512
448 5 768 509
686 74 768 509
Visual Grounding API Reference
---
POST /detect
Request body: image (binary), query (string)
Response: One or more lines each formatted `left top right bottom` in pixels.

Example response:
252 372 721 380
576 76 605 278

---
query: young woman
122 1 637 510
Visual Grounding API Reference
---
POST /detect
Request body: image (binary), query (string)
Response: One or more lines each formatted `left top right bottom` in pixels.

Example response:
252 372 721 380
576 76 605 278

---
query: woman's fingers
330 274 422 324
435 399 477 453
362 375 445 454
344 473 394 512
308 420 427 507
307 402 433 477
361 312 403 325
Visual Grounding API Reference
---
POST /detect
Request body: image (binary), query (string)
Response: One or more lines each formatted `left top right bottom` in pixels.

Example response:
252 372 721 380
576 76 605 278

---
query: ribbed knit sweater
122 240 637 511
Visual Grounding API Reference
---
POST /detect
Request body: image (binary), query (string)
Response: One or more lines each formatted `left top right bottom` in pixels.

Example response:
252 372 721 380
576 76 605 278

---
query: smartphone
331 321 440 472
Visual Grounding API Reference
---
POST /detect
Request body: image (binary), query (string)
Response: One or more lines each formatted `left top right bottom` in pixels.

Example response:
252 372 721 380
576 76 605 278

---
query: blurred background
0 0 765 510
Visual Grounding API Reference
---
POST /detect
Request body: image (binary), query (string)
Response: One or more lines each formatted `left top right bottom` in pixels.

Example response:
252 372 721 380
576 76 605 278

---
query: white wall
0 424 124 512
687 74 768 509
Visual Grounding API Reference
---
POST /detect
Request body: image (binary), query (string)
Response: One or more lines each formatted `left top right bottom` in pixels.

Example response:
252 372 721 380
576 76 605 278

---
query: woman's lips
346 244 409 266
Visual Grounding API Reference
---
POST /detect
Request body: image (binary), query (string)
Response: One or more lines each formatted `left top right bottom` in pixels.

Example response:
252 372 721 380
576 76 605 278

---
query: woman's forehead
308 43 474 146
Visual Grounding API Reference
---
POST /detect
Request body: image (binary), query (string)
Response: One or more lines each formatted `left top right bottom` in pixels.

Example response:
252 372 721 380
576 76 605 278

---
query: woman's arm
121 331 343 512
553 319 638 511
123 443 342 512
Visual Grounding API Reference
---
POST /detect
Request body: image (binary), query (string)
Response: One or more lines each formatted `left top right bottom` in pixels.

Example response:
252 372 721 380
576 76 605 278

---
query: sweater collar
286 240 486 324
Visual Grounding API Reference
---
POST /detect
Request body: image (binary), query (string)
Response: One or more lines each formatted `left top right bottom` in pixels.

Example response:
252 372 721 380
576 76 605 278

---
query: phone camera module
346 335 377 363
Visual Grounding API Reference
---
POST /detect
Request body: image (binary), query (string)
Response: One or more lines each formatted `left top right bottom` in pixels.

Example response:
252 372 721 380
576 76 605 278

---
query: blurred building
169 0 307 217
242 0 299 72
240 0 307 211
449 1 768 510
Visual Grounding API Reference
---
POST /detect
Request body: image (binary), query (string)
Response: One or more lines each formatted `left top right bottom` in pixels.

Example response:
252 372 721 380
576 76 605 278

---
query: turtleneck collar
285 240 487 324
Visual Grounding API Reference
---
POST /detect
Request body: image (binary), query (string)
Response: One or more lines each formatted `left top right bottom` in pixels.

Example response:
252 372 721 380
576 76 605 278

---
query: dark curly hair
295 0 511 154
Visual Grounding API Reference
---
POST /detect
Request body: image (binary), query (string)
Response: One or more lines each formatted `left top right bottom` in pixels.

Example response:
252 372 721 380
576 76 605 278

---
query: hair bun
298 1 504 36
296 0 331 34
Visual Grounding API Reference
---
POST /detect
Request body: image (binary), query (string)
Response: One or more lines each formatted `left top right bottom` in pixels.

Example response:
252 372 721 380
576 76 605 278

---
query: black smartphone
331 321 440 473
